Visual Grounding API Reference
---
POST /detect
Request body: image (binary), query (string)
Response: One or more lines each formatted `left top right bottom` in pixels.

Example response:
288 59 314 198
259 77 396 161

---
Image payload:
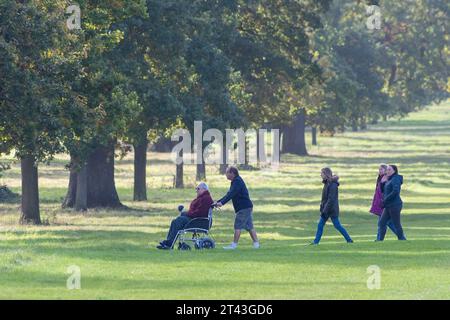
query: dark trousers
378 206 406 240
377 214 397 240
166 212 191 245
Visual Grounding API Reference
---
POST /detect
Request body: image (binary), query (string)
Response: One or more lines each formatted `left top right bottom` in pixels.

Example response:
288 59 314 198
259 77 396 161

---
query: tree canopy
0 0 448 223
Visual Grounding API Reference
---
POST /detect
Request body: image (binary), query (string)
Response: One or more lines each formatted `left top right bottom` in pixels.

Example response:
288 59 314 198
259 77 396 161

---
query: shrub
0 162 19 202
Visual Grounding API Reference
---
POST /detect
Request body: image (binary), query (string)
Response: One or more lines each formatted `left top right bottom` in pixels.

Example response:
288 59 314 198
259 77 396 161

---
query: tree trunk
351 120 358 132
196 163 206 181
133 139 148 201
196 141 207 181
281 109 308 156
74 164 87 211
86 143 122 208
62 165 77 209
388 64 397 87
175 149 184 188
256 130 266 167
244 136 252 166
360 117 367 130
312 127 318 146
219 144 227 174
62 144 122 209
20 155 41 225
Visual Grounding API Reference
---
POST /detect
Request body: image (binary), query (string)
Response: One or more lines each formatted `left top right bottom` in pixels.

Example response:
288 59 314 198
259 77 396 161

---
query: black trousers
166 213 191 245
378 206 406 240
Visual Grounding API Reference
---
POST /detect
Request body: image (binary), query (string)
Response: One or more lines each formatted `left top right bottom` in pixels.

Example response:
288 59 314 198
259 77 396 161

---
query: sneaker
223 243 237 250
253 241 260 249
160 240 171 247
347 239 354 243
309 242 319 246
157 244 170 250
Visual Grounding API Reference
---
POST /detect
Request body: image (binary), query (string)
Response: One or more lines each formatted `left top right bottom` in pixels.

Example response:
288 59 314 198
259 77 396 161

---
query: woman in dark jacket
312 168 353 245
377 165 407 241
370 164 397 240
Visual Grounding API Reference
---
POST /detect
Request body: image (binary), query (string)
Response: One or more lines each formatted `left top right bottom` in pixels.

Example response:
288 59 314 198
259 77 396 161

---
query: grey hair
197 182 208 191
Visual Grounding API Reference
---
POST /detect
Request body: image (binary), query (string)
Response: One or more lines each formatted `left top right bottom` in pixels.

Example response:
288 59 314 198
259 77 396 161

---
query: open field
1 101 450 299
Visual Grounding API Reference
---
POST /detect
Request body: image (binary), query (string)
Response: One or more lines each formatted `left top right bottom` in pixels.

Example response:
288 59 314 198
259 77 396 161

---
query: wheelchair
170 205 216 250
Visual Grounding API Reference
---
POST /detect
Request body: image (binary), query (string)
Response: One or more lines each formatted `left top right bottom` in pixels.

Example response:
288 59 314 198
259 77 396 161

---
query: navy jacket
383 174 403 209
218 175 253 213
320 178 340 219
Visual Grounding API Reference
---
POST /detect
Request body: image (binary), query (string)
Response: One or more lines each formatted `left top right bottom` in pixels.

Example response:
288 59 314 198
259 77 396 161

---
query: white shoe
223 243 237 250
253 241 260 249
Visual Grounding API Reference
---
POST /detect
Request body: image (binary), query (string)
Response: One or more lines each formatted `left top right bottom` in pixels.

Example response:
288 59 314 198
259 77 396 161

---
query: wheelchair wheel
178 242 191 251
201 238 215 249
195 238 215 250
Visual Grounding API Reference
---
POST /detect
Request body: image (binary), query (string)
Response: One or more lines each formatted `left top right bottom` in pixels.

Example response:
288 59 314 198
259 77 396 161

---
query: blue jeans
376 215 397 240
314 216 352 244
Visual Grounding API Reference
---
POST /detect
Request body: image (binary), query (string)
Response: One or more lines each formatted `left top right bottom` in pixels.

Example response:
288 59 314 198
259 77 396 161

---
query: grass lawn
1 101 450 299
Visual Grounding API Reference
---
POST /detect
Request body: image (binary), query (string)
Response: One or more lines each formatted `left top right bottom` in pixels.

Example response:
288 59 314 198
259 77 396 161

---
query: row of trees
305 0 449 136
1 0 448 224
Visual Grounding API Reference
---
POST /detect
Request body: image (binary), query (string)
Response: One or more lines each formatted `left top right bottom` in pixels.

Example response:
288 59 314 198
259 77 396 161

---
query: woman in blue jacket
377 165 407 241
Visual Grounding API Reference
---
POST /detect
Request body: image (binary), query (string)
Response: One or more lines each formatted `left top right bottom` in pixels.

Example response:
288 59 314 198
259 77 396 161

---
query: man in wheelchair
157 182 214 250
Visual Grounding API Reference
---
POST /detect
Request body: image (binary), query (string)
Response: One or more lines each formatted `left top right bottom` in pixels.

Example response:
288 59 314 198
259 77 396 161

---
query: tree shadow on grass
1 228 450 269
0 268 376 296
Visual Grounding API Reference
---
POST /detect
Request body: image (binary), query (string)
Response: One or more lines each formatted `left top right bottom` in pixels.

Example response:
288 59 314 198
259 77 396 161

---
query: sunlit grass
0 101 449 299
